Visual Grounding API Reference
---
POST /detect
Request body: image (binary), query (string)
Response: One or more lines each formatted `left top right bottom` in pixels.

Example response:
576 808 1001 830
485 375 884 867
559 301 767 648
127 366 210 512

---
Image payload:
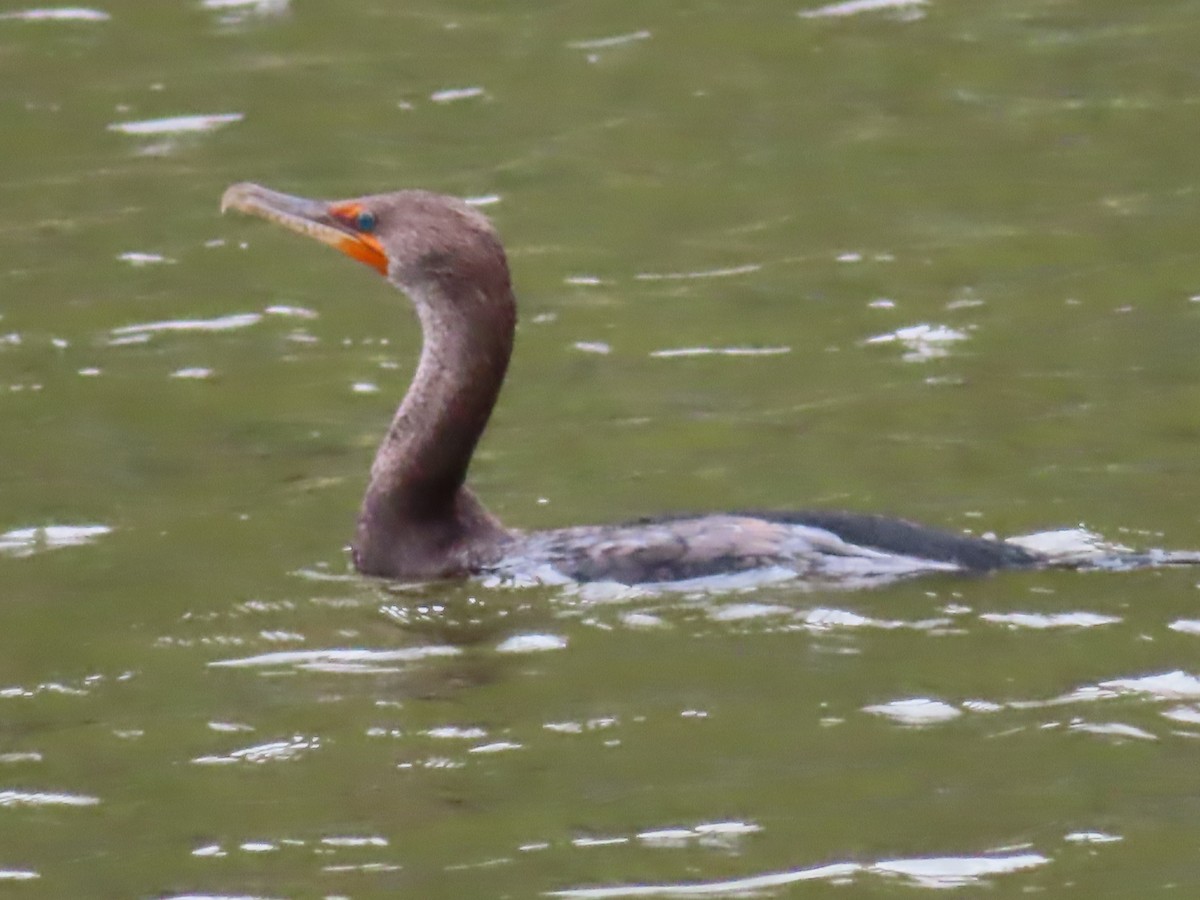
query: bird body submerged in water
220 183 1191 587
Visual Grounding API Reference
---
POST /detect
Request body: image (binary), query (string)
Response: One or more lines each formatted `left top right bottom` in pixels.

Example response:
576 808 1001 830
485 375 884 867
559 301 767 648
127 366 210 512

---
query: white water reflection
0 7 108 21
548 849 1049 896
469 741 523 754
430 86 485 104
980 611 1121 629
863 698 962 726
117 251 174 266
637 822 760 850
110 312 261 337
208 646 460 669
1098 671 1200 700
567 30 651 50
572 837 628 849
707 603 791 622
0 524 111 557
1065 831 1122 844
573 341 611 355
635 264 761 281
692 600 956 632
650 346 790 359
801 606 948 631
621 611 666 629
1007 527 1126 561
201 0 288 24
871 853 1048 889
0 790 99 807
865 323 970 362
426 726 488 740
799 0 926 19
321 862 402 873
193 833 390 866
863 669 1200 738
106 332 148 346
322 835 388 847
544 717 619 735
495 634 568 654
192 735 319 764
0 870 39 881
170 367 214 380
0 752 42 764
107 112 243 135
1 672 126 699
1068 722 1156 741
464 194 502 207
1162 705 1200 725
263 304 316 319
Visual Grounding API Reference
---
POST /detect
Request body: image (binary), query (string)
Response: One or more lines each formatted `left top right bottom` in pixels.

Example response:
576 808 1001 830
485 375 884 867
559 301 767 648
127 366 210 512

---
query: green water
4 0 1200 896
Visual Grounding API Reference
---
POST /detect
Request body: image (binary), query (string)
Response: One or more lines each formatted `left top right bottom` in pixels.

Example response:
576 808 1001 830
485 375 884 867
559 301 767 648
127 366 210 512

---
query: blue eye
356 210 377 232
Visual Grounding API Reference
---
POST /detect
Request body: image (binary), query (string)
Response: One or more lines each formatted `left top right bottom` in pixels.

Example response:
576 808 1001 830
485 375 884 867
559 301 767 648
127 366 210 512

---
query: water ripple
548 861 863 897
107 112 243 135
0 7 108 21
1064 831 1122 844
0 523 111 557
549 850 1049 896
110 312 261 338
201 0 288 24
1068 722 1156 741
872 853 1048 889
208 645 457 668
567 30 651 50
0 790 99 807
495 634 567 654
635 264 761 281
650 346 790 359
865 323 971 362
799 0 926 19
192 735 319 765
430 86 485 104
863 698 963 726
0 869 39 881
117 251 174 266
980 612 1121 629
0 753 42 764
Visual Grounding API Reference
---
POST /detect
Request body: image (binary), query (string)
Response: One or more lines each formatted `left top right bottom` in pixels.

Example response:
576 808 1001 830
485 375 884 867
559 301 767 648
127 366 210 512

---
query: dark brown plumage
222 183 1042 586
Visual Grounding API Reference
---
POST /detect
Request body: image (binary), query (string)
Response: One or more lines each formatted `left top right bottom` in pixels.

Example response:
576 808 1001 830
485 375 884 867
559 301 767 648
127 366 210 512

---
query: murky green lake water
4 0 1200 896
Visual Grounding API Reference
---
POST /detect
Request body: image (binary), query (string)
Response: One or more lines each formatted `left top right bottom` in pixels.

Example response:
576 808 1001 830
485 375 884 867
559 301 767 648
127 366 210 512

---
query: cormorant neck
353 275 515 577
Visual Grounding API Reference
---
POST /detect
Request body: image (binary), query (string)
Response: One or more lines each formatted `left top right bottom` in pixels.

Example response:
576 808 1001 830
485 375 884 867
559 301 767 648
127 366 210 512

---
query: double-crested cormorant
222 182 1047 586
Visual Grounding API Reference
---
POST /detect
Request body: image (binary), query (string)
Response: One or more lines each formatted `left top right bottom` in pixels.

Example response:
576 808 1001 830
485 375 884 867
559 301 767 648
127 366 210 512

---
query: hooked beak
220 182 388 275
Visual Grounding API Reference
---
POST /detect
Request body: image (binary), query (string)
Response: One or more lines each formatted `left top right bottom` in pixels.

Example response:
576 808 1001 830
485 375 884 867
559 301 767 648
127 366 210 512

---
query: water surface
4 0 1200 896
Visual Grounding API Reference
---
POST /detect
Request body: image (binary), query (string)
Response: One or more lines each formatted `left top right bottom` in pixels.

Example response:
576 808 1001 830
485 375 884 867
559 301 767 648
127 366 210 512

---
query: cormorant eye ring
355 210 377 232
